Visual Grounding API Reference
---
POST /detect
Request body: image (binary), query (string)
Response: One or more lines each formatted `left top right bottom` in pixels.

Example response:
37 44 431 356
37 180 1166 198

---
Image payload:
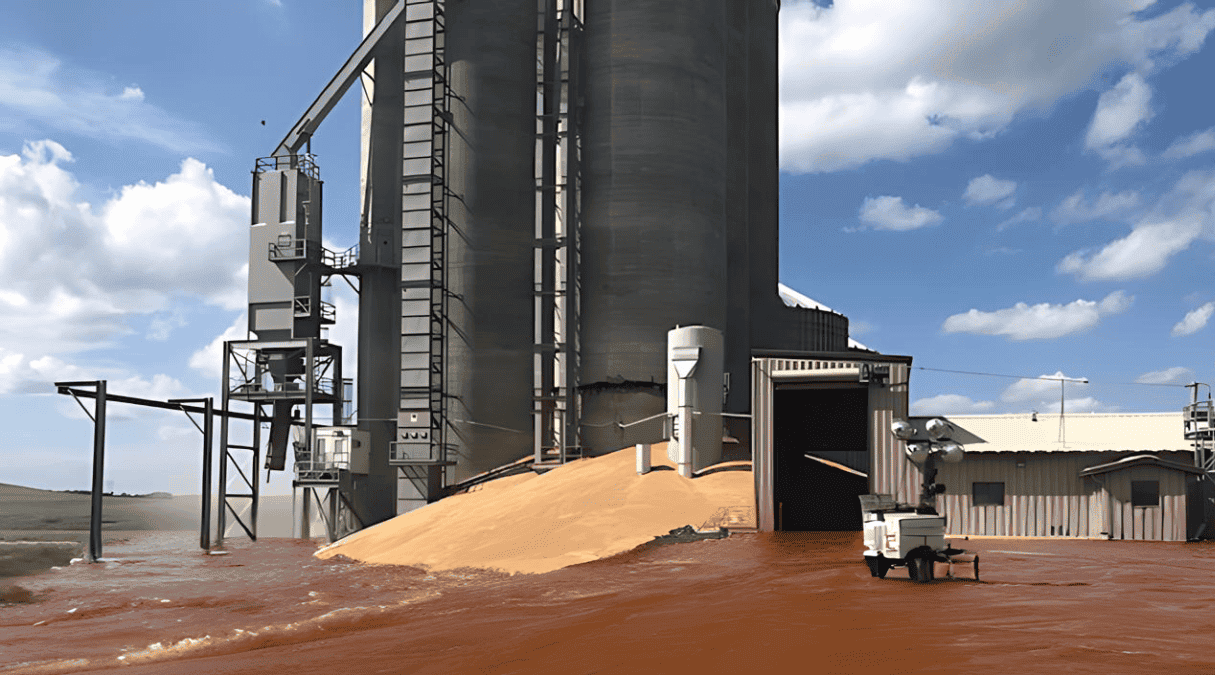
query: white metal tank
667 326 725 472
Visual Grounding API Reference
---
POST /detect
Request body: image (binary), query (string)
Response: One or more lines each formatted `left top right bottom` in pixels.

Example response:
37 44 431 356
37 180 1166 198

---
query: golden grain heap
315 443 753 575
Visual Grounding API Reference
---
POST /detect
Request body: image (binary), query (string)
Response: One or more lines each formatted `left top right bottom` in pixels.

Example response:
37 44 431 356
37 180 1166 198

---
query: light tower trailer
859 495 978 582
860 417 981 582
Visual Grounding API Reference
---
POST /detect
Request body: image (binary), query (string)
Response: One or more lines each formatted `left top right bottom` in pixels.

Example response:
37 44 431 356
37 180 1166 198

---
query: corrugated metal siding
936 451 1191 541
870 363 919 504
1099 464 1188 541
752 356 911 532
752 358 775 532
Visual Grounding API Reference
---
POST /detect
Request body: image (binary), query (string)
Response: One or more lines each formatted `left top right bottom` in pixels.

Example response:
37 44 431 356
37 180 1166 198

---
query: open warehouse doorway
772 385 870 531
751 354 912 532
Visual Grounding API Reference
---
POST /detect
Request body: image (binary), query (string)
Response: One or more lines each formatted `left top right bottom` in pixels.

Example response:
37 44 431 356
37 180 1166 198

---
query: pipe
679 377 693 478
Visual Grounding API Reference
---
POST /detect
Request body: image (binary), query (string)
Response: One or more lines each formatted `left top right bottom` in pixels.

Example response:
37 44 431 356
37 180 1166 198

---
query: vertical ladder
561 0 585 461
533 0 584 468
395 0 450 477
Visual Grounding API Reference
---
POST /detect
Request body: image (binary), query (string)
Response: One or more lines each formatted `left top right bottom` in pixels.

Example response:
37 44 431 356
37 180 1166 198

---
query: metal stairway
1184 389 1214 472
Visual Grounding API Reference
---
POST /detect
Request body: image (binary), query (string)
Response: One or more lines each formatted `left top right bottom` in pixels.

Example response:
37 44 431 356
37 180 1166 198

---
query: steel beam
275 0 409 155
57 386 262 423
88 381 106 562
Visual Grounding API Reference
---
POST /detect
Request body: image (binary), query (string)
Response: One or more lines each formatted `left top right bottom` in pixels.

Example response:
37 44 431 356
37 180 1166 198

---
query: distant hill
0 483 296 538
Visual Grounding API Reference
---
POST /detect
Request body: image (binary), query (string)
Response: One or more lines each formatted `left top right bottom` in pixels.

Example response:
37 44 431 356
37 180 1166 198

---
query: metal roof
944 412 1193 453
1078 453 1205 477
777 283 872 351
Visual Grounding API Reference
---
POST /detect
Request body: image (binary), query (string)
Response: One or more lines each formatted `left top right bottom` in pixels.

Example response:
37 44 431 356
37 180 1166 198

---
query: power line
914 366 1188 388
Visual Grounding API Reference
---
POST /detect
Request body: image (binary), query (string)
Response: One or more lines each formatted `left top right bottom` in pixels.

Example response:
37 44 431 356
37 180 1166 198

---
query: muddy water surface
3 531 1214 674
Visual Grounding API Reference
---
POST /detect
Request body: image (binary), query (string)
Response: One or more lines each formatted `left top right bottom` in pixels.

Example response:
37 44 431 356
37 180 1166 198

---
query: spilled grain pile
315 442 753 575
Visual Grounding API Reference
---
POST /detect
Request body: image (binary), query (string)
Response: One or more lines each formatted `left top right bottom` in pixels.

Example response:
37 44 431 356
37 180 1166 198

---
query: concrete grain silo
245 0 875 536
441 0 537 483
578 1 731 453
352 0 854 520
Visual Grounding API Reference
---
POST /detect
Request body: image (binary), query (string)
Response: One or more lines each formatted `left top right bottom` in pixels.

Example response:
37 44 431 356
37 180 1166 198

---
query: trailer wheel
909 554 933 583
865 556 880 577
866 555 889 578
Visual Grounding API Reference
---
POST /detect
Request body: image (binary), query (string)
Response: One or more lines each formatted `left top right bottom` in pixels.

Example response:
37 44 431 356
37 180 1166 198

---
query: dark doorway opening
773 385 869 531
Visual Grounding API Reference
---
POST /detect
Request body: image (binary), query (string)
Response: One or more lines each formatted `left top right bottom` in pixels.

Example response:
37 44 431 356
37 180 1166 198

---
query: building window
973 482 1005 506
1131 480 1160 507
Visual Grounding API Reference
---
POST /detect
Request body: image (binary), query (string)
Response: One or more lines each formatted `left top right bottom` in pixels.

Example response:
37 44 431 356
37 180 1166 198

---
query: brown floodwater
3 530 1215 674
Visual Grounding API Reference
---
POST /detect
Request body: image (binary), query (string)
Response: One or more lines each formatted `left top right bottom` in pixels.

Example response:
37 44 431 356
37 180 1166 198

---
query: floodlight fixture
890 419 915 440
939 442 965 463
905 442 930 464
926 417 952 441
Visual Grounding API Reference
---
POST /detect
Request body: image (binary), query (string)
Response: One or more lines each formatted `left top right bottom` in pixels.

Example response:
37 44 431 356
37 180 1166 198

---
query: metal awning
1079 453 1206 477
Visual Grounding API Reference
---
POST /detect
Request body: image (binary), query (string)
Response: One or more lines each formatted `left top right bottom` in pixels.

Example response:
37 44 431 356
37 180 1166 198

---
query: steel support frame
293 484 351 542
55 381 269 553
168 397 217 550
224 338 343 541
215 349 264 549
533 0 584 467
57 380 107 562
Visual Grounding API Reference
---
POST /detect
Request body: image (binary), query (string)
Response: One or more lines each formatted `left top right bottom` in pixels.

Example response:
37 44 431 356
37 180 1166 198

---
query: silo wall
444 0 538 481
579 0 730 454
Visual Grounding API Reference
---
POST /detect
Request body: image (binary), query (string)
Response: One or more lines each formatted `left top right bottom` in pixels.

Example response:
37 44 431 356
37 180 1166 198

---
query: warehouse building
932 413 1208 542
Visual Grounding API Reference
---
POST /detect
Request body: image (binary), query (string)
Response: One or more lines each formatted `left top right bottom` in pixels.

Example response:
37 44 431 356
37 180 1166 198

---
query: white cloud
0 140 249 395
779 0 1215 172
325 281 360 384
1171 302 1214 337
1095 143 1148 169
1001 371 1089 403
964 174 1017 209
910 394 995 415
1057 170 1215 281
1085 71 1154 151
43 369 190 421
1057 216 1203 279
0 352 94 396
1136 366 1194 384
147 309 187 341
1056 397 1104 413
857 195 942 231
189 313 249 382
1162 127 1215 159
1051 189 1140 225
942 290 1132 340
849 320 874 336
157 425 196 442
0 47 218 153
996 206 1042 231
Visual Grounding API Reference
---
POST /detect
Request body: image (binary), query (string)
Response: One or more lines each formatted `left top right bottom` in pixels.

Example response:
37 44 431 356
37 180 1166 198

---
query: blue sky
1 0 1212 494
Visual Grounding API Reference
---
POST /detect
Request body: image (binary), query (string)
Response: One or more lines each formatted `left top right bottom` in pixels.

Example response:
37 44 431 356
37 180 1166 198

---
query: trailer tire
865 555 889 578
909 554 933 583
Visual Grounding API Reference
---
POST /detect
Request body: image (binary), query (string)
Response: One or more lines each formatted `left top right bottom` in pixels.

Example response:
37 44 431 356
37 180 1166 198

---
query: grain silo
240 0 894 538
